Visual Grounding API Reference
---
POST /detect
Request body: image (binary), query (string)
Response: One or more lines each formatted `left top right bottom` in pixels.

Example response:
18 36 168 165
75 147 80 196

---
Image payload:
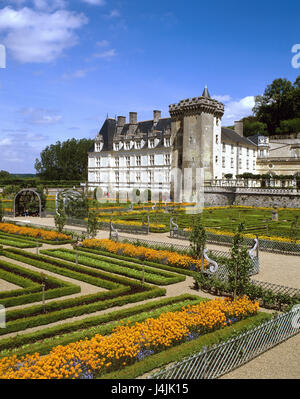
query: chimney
117 116 126 128
129 112 137 125
234 120 244 137
153 110 161 123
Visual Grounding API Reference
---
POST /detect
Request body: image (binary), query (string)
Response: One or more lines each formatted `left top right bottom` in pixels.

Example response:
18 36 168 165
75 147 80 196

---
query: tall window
231 158 234 168
95 143 101 152
231 145 234 154
165 137 170 147
222 157 225 168
115 171 119 184
115 157 119 167
136 172 141 183
125 142 131 150
148 170 153 183
96 157 101 167
164 154 170 165
165 170 170 183
239 158 242 169
149 154 155 166
126 171 130 183
246 159 249 170
136 155 141 167
136 141 141 149
247 147 249 156
216 135 219 144
222 143 226 153
126 156 130 167
114 142 119 151
96 171 100 182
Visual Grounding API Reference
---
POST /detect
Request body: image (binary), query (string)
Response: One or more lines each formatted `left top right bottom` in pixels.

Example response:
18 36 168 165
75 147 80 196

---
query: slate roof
89 118 257 153
221 127 257 148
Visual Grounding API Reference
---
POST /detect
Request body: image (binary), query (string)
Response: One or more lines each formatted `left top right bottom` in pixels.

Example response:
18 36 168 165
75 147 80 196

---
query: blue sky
0 0 300 173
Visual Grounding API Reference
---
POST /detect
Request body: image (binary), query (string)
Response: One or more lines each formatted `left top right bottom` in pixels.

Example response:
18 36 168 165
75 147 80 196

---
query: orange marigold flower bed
0 296 259 379
82 238 206 270
0 223 72 242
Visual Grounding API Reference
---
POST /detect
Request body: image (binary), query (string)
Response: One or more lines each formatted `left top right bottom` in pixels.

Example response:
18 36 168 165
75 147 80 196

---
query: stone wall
234 194 300 208
204 187 300 208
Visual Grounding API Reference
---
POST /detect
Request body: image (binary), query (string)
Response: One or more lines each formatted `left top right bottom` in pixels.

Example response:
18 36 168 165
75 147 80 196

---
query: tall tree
35 138 94 180
253 78 295 135
0 170 11 179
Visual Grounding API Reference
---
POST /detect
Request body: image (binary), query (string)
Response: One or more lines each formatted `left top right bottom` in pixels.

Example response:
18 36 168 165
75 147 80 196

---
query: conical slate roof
202 85 211 98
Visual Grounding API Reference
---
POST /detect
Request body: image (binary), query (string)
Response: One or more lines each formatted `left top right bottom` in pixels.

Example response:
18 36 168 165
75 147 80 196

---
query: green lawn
101 206 300 240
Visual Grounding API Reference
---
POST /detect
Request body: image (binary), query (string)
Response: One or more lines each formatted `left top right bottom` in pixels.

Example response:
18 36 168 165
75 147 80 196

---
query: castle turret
169 87 224 200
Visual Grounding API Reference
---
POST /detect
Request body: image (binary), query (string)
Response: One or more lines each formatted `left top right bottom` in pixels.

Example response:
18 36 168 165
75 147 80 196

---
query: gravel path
0 279 20 292
221 333 300 379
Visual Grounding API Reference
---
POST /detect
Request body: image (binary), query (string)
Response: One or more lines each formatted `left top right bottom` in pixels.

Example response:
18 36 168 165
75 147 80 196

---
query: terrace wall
204 187 300 208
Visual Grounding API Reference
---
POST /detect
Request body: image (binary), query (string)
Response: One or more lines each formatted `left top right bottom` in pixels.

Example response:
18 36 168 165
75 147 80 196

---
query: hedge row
0 237 38 249
0 228 74 245
0 286 165 337
0 295 203 358
3 249 123 290
41 248 186 285
0 269 41 300
0 259 80 307
4 248 168 292
194 273 300 311
78 247 196 277
0 249 166 336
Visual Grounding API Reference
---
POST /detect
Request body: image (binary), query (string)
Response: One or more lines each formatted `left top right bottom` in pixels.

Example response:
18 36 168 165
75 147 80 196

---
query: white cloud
212 94 232 103
213 95 255 125
81 0 106 5
6 0 67 11
62 67 96 79
93 48 116 59
108 9 120 18
21 108 63 125
96 39 109 47
0 6 88 63
0 130 48 171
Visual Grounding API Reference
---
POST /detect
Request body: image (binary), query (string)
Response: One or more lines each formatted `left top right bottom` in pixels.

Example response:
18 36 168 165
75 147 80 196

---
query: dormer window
114 142 119 151
165 138 170 147
136 141 141 149
149 139 155 148
95 143 101 152
125 142 131 150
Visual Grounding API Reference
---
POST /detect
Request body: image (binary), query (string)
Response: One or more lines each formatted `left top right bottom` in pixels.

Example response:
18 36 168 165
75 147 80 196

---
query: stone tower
169 87 224 201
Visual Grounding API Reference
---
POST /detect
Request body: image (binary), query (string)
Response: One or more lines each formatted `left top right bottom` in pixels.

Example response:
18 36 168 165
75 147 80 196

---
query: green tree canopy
253 77 300 135
0 170 11 179
35 138 94 181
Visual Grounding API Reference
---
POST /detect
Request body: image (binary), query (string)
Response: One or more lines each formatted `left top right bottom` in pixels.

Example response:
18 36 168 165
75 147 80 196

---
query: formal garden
0 211 299 379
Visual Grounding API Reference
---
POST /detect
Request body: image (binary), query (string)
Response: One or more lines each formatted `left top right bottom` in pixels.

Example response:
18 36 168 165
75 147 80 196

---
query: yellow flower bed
183 226 300 244
0 296 259 379
0 223 72 241
82 238 206 269
97 218 166 229
204 205 300 212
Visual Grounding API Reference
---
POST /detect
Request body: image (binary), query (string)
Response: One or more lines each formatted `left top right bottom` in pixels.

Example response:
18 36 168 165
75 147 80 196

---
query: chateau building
248 133 300 177
88 87 258 201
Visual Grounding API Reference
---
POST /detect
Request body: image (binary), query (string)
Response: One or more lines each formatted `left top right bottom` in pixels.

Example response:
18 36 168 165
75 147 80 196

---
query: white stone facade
88 90 258 200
